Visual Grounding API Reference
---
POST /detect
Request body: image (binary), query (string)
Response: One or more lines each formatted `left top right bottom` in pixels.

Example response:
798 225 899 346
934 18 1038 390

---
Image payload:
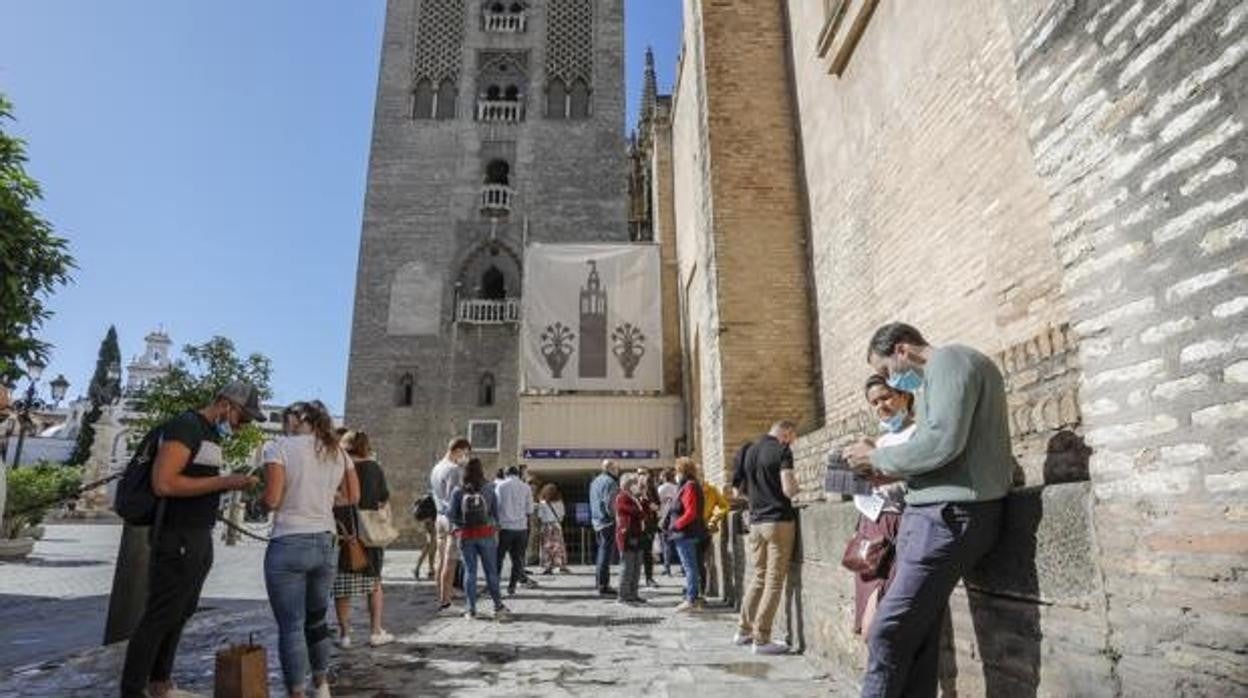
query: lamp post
10 361 70 468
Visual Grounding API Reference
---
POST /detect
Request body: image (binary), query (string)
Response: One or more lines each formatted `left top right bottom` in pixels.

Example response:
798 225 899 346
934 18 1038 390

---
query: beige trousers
737 520 796 644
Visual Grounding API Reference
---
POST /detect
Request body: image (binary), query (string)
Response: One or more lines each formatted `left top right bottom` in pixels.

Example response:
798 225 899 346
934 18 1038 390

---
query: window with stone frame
413 79 436 119
412 0 465 120
476 51 529 121
546 78 568 118
436 79 458 119
545 0 593 119
468 419 501 452
568 78 590 118
397 372 416 407
478 372 496 406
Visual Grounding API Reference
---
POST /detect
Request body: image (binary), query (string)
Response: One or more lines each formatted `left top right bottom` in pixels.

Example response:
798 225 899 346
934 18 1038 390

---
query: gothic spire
641 46 657 121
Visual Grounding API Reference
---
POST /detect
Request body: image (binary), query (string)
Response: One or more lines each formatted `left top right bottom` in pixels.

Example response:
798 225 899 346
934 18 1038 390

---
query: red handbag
840 531 893 580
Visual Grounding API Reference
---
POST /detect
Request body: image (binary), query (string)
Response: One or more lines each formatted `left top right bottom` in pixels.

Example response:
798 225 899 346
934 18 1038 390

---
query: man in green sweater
845 322 1014 698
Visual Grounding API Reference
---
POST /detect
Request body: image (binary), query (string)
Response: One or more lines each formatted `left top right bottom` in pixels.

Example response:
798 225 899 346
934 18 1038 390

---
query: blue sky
1 1 682 413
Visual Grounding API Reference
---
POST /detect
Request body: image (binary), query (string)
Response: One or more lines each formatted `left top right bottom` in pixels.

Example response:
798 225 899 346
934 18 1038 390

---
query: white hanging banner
521 243 663 391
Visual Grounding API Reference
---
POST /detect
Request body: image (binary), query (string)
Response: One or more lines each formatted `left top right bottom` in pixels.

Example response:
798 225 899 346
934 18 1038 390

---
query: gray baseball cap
216 380 266 423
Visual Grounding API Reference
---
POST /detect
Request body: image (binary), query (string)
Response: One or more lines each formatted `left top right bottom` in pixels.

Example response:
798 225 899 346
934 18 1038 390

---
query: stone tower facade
346 0 627 518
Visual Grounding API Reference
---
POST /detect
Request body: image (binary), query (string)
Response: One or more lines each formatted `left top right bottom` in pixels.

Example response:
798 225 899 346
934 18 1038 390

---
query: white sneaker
674 600 698 613
732 632 754 646
369 630 395 646
752 641 790 656
464 610 477 620
335 634 352 649
314 681 332 698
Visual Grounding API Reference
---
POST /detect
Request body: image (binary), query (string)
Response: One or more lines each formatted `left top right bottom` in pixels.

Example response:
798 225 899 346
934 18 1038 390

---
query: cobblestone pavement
1 525 856 696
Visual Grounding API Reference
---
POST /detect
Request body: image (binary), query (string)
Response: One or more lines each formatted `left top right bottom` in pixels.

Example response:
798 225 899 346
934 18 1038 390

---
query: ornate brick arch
454 240 523 300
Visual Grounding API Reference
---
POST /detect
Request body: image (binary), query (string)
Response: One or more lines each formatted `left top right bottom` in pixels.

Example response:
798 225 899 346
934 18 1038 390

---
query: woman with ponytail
261 401 360 698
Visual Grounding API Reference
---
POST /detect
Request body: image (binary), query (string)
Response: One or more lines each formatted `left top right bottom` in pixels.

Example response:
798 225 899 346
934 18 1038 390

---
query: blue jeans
595 525 616 590
264 533 335 693
459 536 502 613
673 537 700 602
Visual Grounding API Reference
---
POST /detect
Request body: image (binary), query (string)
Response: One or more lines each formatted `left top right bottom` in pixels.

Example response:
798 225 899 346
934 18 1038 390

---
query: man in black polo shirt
120 381 263 698
732 420 800 655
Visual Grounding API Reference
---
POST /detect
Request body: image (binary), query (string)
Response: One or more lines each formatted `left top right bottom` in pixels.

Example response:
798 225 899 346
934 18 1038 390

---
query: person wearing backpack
119 381 263 698
447 458 510 620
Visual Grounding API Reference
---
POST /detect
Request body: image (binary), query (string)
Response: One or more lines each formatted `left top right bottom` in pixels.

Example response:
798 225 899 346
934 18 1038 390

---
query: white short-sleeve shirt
263 434 352 538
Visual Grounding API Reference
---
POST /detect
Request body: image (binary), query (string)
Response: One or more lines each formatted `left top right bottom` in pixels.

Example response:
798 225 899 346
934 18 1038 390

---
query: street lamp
50 374 69 407
10 360 68 468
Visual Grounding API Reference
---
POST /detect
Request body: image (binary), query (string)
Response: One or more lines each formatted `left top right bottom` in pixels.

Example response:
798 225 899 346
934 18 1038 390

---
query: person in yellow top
702 480 731 533
697 472 732 599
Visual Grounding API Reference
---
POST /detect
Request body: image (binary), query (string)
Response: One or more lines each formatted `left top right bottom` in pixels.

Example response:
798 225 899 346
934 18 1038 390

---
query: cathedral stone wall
664 0 1246 693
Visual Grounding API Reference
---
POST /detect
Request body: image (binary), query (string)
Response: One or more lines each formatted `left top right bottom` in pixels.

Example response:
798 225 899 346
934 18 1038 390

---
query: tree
0 93 75 384
69 326 122 465
130 337 273 466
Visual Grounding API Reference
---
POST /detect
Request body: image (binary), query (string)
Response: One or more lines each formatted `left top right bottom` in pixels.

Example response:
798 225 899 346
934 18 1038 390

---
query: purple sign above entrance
522 448 661 460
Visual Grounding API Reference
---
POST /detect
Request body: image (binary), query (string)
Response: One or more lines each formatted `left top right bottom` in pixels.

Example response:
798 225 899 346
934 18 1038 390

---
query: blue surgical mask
887 369 923 393
216 420 234 439
879 409 909 434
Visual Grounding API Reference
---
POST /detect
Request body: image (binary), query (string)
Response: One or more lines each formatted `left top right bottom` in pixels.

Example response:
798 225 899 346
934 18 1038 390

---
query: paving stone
0 525 854 696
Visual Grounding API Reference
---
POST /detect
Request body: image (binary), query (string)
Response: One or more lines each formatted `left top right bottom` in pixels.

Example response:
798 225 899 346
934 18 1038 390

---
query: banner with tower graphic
521 243 663 392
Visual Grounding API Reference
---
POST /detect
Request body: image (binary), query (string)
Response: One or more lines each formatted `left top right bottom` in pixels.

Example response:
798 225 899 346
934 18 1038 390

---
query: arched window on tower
397 372 415 407
504 85 520 102
413 79 435 119
436 79 457 119
569 79 590 119
486 85 502 100
485 159 511 186
547 79 567 119
481 266 506 300
478 372 496 407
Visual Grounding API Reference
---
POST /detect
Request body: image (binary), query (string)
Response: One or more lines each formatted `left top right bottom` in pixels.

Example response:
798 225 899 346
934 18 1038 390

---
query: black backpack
112 425 165 526
461 489 490 527
113 413 201 526
412 494 437 522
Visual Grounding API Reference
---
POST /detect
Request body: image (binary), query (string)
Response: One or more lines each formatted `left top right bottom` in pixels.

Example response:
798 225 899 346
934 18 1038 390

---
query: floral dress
536 500 568 570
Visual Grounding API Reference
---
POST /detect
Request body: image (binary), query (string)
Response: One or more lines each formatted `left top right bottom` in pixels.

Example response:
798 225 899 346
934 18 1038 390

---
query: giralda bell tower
345 0 628 523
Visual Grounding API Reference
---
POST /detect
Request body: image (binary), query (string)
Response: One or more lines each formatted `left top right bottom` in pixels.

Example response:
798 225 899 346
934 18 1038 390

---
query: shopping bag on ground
214 635 268 698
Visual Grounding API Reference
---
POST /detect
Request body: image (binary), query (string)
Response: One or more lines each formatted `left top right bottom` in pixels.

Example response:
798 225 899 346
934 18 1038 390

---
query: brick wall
669 0 819 485
1006 0 1248 693
787 0 1070 443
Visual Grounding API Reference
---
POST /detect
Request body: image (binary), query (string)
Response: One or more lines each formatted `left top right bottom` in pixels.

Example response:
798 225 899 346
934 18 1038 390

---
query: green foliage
70 325 122 465
130 336 272 467
3 463 82 539
0 93 76 384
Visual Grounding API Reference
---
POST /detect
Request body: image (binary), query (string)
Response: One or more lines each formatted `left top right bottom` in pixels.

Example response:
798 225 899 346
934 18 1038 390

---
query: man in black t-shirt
120 381 263 698
732 420 800 656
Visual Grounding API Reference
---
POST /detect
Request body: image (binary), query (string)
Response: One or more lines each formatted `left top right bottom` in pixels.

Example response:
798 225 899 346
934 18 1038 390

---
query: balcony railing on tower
476 100 524 123
481 184 515 214
483 10 526 33
456 298 521 324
